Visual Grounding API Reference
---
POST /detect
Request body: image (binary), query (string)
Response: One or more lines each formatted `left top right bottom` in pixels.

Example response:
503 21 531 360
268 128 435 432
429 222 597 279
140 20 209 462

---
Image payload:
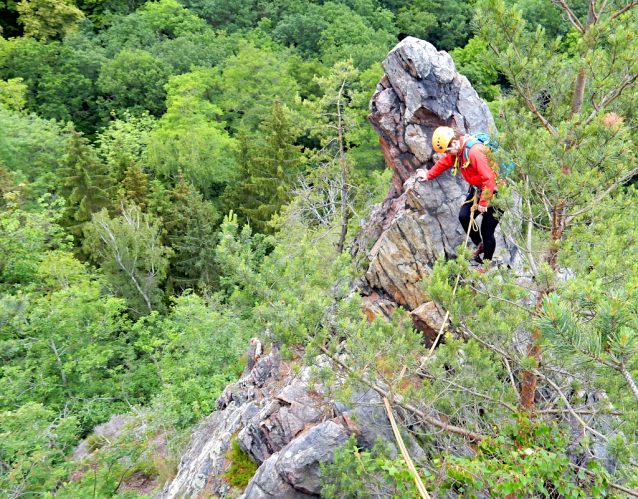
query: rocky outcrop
155 342 423 499
359 37 521 327
157 38 522 499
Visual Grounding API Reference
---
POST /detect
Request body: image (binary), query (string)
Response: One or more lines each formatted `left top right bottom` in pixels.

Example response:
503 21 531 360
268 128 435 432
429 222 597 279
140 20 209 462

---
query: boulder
275 421 349 494
240 452 311 499
360 36 522 321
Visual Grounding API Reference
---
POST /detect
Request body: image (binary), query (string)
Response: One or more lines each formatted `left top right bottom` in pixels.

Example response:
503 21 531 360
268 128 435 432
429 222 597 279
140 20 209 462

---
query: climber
415 126 501 269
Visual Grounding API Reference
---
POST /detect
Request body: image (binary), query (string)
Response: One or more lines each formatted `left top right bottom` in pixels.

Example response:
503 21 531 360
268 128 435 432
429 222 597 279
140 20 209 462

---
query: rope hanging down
426 193 479 358
383 396 432 499
382 194 479 497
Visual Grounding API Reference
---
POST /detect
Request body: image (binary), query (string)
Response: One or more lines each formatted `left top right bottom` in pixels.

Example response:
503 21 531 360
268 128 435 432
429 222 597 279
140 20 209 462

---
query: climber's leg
459 189 482 247
480 205 502 261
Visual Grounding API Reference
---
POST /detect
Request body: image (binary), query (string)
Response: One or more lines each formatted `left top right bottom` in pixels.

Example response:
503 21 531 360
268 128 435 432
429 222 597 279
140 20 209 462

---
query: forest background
2 0 637 496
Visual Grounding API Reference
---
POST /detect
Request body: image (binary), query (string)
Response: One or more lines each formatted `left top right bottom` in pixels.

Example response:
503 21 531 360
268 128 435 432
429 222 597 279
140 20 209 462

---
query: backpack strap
453 133 486 176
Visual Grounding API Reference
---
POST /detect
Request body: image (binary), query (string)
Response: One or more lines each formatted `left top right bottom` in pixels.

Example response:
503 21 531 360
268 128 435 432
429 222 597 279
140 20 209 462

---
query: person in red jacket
416 126 501 264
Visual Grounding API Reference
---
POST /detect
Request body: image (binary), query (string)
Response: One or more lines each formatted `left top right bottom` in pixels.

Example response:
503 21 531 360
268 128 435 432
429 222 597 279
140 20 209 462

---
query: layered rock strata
155 343 423 499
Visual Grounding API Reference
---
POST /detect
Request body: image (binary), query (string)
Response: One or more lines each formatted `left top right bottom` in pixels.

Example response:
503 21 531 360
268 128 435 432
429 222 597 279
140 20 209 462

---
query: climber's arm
416 154 455 181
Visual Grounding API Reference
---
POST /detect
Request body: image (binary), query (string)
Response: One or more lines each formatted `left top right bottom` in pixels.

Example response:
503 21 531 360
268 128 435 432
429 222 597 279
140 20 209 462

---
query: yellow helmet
432 126 455 154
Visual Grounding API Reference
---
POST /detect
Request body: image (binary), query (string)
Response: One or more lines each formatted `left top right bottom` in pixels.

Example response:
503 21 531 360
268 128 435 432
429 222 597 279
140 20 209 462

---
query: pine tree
58 130 115 238
223 102 304 232
119 160 148 210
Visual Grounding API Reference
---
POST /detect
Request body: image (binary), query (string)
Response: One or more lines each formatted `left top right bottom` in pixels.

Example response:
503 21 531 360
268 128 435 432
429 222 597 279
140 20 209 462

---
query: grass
222 439 258 488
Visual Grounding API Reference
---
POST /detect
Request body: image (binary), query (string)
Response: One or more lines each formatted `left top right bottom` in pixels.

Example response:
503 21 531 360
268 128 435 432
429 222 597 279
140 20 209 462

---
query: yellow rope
383 193 480 495
383 397 432 499
460 193 480 234
426 194 479 358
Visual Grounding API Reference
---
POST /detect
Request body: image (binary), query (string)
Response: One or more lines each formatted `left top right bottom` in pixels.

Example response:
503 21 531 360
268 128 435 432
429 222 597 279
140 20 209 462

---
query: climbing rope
383 396 432 499
426 193 479 358
382 193 480 497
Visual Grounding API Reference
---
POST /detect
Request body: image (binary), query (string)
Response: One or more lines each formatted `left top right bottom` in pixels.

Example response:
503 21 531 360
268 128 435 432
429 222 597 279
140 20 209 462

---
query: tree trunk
570 6 596 115
520 202 566 411
336 81 349 254
49 338 72 397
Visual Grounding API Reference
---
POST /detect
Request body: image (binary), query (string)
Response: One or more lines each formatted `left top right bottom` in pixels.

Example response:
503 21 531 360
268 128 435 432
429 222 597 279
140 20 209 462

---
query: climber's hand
415 169 429 181
478 204 488 213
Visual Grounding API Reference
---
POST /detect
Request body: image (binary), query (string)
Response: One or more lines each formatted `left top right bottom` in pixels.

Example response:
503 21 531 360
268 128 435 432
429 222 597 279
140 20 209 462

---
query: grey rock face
275 421 349 494
240 452 311 499
362 36 521 322
155 345 415 499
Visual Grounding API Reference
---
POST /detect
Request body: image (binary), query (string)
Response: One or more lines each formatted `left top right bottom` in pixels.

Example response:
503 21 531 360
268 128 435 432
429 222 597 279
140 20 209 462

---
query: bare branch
609 0 638 21
319 345 489 441
550 0 586 32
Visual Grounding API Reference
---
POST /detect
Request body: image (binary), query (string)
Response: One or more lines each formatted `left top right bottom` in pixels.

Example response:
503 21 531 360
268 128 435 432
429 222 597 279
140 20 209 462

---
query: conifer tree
58 130 115 237
471 0 638 411
119 160 148 210
295 60 364 253
169 174 221 291
223 102 304 232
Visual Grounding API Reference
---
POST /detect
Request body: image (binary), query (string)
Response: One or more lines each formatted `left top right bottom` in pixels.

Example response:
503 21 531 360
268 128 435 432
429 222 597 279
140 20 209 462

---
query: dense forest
2 0 638 495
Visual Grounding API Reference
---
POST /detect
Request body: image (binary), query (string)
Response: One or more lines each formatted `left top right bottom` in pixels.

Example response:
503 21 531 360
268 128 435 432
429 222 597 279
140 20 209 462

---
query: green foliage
97 48 172 119
0 403 79 496
58 130 115 232
146 68 236 194
441 417 618 498
1 36 105 134
16 0 84 41
0 105 69 196
216 212 352 345
138 0 207 38
292 60 369 253
317 2 396 70
119 160 149 209
6 0 637 493
167 175 221 290
0 274 141 428
0 76 26 111
209 43 300 132
133 293 248 425
222 439 258 487
451 37 500 100
515 0 588 39
83 204 172 315
0 192 70 290
322 435 422 498
223 102 304 231
96 111 156 177
398 0 473 51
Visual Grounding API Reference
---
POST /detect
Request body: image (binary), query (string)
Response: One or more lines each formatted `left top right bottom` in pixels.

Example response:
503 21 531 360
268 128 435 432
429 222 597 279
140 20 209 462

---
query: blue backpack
453 132 515 177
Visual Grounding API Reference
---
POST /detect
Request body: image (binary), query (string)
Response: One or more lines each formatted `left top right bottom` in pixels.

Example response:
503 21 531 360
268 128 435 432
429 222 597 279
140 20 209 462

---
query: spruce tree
169 174 221 291
58 130 115 238
223 102 304 232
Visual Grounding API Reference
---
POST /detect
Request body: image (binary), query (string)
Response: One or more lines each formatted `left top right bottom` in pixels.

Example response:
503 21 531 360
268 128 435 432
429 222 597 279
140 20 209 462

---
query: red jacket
426 138 496 208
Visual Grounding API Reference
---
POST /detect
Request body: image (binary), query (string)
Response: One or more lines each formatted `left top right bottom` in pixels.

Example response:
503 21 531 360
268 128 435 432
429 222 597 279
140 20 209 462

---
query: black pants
459 188 501 261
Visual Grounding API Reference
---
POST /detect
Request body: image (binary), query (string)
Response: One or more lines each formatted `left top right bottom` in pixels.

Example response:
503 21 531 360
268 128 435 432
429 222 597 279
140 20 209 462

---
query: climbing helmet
432 126 455 154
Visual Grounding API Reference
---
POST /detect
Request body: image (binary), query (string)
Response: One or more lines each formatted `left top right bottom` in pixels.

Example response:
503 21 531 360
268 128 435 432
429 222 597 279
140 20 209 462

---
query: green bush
222 439 258 488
